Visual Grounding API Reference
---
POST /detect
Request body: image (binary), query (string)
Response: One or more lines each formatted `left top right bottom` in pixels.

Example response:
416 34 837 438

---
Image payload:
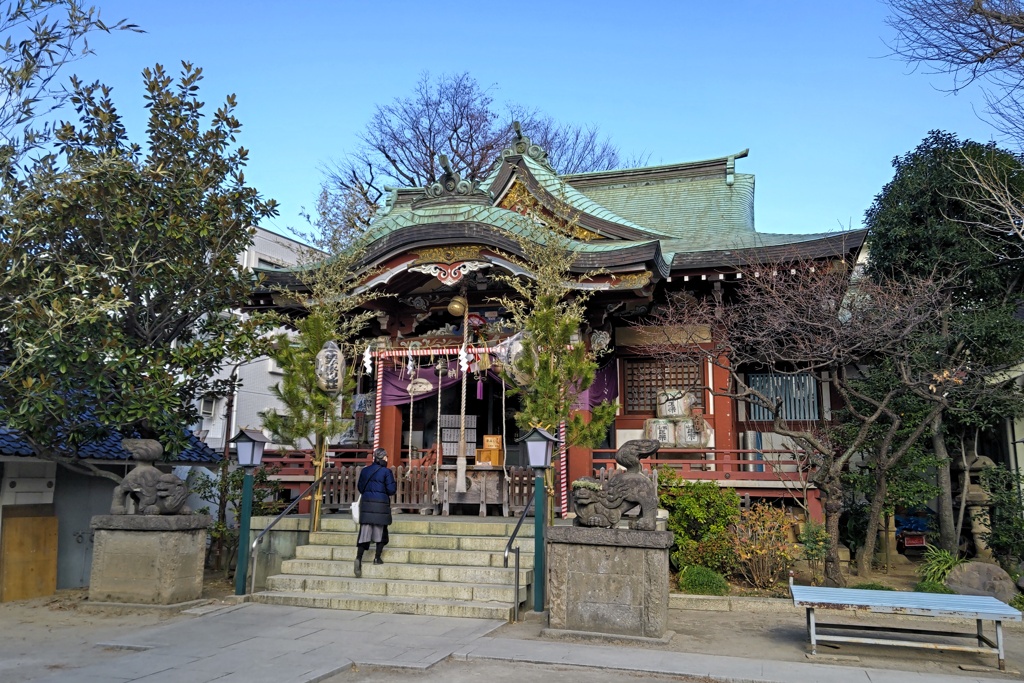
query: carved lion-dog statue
572 439 659 531
111 439 192 515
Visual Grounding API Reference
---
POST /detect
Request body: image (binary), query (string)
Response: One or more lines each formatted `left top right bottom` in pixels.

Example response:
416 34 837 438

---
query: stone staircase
252 517 535 620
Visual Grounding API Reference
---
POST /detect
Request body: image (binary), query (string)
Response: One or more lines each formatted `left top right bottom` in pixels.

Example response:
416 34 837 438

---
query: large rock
945 561 1018 604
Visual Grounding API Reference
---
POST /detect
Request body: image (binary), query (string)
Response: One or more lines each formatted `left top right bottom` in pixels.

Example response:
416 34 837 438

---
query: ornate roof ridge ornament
425 154 490 200
501 121 554 171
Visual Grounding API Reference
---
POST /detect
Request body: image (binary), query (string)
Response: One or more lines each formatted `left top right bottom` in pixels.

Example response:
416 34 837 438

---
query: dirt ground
0 571 238 683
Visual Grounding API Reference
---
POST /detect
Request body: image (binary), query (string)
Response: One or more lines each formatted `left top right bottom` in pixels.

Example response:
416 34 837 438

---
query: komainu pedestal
89 514 210 605
546 526 674 640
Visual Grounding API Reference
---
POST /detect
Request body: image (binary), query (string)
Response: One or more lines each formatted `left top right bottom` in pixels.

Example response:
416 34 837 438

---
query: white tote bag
351 494 361 524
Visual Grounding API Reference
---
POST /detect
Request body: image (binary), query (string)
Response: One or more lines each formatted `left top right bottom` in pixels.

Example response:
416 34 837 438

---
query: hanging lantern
447 295 468 317
315 340 344 394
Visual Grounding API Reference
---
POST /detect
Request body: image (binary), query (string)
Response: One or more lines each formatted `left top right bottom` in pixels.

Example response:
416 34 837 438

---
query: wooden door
0 505 58 602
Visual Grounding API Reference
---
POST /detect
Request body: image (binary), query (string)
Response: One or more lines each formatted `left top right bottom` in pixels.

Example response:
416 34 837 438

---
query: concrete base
546 526 674 639
249 515 310 592
541 627 676 646
89 514 210 605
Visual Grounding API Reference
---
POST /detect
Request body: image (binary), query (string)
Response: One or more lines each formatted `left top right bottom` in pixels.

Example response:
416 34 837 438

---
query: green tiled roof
361 201 650 255
495 156 665 238
659 230 843 263
570 172 754 241
321 147 864 274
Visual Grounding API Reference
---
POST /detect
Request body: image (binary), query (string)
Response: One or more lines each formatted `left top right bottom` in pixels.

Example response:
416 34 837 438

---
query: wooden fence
283 454 818 519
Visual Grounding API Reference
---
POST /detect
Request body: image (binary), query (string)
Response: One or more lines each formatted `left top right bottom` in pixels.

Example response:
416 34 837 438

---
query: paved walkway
17 602 1019 683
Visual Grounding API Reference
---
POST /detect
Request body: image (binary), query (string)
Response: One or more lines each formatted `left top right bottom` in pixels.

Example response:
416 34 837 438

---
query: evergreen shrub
917 545 965 585
677 565 730 596
657 468 740 574
914 580 954 594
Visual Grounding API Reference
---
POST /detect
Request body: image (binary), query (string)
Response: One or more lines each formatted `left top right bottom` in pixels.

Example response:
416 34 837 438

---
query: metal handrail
247 470 333 595
503 494 534 622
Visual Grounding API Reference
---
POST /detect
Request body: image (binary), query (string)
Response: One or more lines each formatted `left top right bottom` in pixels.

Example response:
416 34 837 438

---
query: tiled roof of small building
0 427 221 463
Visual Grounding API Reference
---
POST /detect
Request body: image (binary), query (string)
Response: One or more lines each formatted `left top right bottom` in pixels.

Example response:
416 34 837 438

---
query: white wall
196 227 315 451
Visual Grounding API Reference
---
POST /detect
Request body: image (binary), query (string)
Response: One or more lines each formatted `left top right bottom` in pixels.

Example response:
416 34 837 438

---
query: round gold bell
447 296 468 317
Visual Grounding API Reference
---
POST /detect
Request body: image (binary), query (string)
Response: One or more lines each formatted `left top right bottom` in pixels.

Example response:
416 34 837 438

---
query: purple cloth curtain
572 360 619 411
380 367 510 407
381 359 617 409
590 360 619 408
381 368 458 407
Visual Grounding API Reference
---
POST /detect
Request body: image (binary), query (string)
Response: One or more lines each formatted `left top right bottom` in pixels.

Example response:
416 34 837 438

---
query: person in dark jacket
354 448 397 577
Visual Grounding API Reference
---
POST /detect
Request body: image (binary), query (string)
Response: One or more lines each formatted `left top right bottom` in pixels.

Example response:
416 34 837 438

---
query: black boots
354 556 362 577
373 556 383 565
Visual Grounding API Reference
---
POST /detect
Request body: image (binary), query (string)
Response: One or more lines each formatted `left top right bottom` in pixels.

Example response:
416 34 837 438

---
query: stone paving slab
27 605 504 683
21 603 1018 683
452 635 1011 683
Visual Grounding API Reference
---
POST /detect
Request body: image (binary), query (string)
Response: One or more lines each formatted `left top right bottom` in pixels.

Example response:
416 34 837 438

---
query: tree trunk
857 472 888 577
821 477 847 587
932 414 957 552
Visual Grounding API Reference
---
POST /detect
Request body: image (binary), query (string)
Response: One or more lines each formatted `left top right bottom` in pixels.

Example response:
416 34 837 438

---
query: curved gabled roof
255 143 865 291
481 155 669 240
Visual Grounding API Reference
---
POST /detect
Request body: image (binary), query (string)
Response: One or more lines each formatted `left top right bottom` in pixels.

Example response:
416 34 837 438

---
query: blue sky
65 1 999 240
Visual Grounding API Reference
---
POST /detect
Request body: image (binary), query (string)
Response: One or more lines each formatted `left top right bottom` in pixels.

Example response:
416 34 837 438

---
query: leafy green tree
260 314 351 450
0 62 277 479
0 1 138 387
493 182 616 447
0 0 139 171
978 464 1024 568
865 130 1024 552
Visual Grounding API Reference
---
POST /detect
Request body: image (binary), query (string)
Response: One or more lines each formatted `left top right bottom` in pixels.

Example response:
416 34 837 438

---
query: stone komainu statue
111 439 192 516
572 439 659 531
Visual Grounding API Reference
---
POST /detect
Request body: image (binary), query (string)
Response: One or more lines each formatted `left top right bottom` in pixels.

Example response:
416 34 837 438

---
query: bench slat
791 585 1022 621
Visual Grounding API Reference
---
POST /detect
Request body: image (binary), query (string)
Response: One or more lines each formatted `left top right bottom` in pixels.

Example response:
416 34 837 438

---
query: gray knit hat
372 448 388 464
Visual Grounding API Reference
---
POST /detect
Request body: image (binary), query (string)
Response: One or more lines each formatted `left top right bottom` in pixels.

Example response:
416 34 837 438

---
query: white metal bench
790 581 1021 670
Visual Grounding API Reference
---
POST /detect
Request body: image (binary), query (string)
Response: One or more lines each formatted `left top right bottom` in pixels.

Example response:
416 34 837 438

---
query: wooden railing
266 448 816 517
261 446 374 479
507 467 539 515
592 447 812 482
320 465 436 513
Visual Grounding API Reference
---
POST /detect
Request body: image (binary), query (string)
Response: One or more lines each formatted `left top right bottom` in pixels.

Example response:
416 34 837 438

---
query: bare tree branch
324 72 629 210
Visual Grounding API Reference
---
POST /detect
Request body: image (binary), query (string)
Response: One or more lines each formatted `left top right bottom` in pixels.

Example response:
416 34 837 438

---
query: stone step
252 590 514 621
278 558 532 585
266 573 527 604
294 544 535 569
307 531 536 554
320 518 535 537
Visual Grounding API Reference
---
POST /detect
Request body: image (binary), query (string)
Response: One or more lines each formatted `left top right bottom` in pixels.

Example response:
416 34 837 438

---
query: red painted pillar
806 489 824 523
378 405 403 465
710 356 738 471
567 409 594 485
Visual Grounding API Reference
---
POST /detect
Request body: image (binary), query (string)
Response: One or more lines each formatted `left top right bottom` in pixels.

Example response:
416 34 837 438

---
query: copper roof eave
669 230 868 272
351 221 667 276
247 223 669 304
562 150 748 189
489 156 672 241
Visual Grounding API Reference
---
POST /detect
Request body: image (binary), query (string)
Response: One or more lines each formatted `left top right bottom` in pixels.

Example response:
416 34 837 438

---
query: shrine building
251 130 867 520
